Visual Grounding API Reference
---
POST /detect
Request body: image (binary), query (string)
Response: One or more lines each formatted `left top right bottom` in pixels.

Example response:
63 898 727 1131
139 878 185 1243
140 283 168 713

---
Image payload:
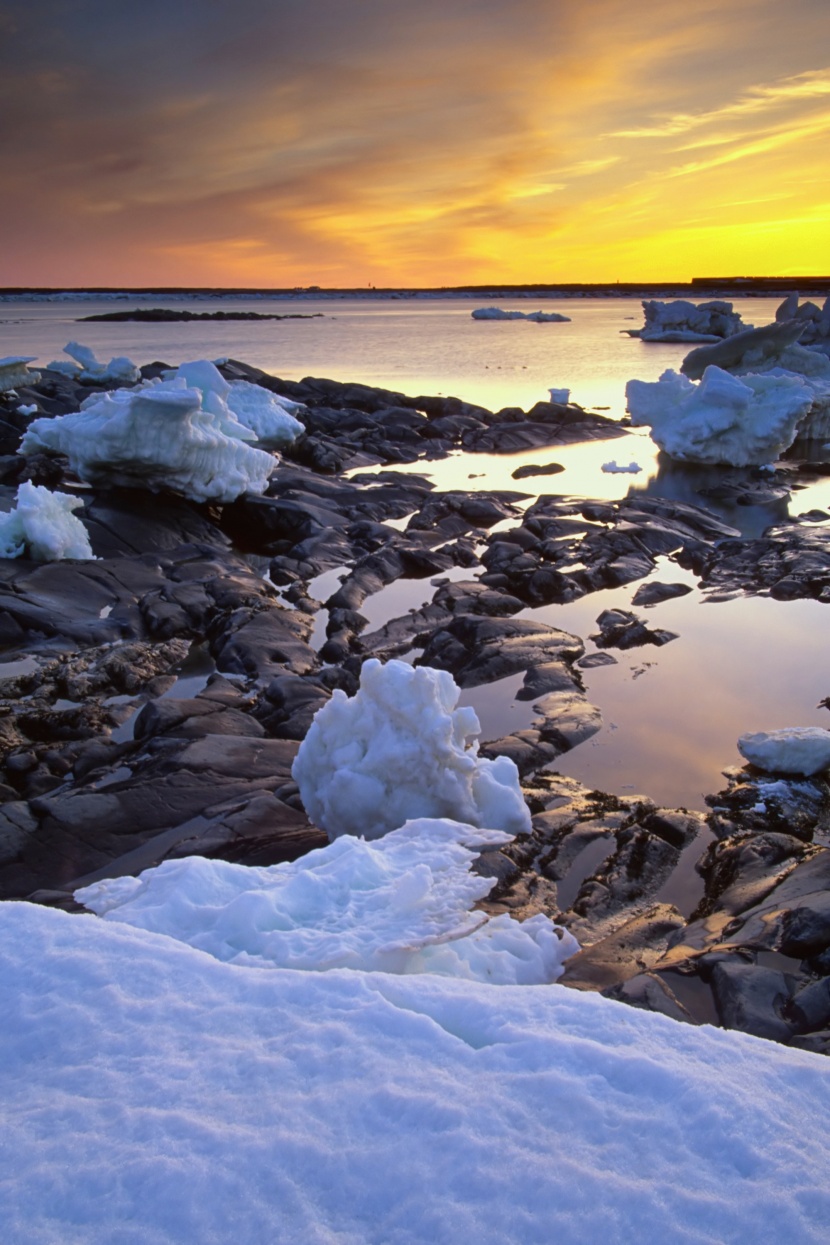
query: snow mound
738 727 830 776
472 307 570 322
170 360 305 448
46 341 141 385
0 481 95 561
292 657 532 840
76 817 577 982
625 365 814 465
627 299 747 343
21 377 278 503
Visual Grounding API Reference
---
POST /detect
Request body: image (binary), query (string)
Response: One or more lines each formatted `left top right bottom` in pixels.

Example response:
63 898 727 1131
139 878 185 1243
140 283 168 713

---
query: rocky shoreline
2 357 830 1053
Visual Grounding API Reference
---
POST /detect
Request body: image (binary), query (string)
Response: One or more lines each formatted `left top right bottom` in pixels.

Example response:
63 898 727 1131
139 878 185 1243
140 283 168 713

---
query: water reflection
627 454 791 538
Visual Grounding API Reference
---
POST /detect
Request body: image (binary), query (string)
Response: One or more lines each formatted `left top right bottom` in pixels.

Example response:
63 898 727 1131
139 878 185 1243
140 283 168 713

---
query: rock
591 609 678 650
710 961 797 1043
631 581 693 607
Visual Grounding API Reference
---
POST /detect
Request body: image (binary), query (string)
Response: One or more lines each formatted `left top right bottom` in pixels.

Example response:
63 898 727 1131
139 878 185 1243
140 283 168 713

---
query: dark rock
631 581 693 607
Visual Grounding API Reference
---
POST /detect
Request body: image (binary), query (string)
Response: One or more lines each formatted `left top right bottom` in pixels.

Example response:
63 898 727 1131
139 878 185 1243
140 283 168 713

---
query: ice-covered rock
292 657 532 841
0 481 95 561
21 380 278 503
168 360 304 448
76 817 578 982
738 727 830 777
0 356 40 393
472 307 570 322
625 365 814 466
627 300 747 344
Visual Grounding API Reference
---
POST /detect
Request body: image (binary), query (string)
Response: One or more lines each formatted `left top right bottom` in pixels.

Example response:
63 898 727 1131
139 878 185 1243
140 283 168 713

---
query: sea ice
738 727 830 776
472 307 570 322
292 657 532 840
170 360 304 448
76 817 578 982
626 299 747 343
625 364 814 465
601 460 641 473
0 356 40 393
0 481 95 561
53 341 142 385
21 378 278 503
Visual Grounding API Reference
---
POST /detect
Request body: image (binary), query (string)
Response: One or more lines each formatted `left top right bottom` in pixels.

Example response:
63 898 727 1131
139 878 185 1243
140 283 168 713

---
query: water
5 292 829 812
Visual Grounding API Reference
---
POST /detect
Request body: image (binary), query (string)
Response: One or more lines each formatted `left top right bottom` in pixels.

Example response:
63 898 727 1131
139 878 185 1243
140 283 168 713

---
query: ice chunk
601 460 641 473
625 365 813 466
548 387 570 403
166 361 304 448
0 356 40 393
627 299 747 343
738 727 830 776
472 307 570 322
63 341 141 385
292 657 532 840
76 817 577 982
0 481 95 561
21 381 277 503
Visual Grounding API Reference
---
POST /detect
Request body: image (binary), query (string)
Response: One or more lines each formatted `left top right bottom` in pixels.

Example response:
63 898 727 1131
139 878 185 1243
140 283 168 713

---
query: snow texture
0 481 95 561
0 356 40 393
77 818 577 982
628 299 747 343
21 374 278 504
292 658 532 841
472 307 570 322
625 365 814 466
738 727 830 776
3 899 830 1245
169 360 304 448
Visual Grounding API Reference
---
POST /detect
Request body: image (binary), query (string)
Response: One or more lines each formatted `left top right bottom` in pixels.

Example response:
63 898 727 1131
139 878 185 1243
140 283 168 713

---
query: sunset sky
3 0 830 287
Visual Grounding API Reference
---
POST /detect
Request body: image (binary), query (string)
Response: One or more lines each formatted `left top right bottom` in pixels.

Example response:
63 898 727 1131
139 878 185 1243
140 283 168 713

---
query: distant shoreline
3 276 830 301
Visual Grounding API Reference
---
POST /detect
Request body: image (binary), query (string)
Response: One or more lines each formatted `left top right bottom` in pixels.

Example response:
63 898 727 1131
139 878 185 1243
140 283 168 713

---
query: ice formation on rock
0 481 95 561
625 365 814 466
738 727 830 776
76 817 578 982
0 356 40 393
472 307 570 322
292 657 532 840
170 360 304 448
626 300 747 343
46 342 141 385
21 380 278 504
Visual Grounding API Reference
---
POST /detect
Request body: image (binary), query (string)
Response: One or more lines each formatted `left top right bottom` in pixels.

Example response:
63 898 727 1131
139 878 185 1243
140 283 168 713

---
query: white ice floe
625 364 814 466
292 657 532 841
626 299 747 343
46 341 142 386
738 727 830 776
170 359 304 448
0 481 95 561
472 307 570 322
601 460 642 474
21 375 279 504
76 817 577 982
0 356 40 393
3 899 830 1244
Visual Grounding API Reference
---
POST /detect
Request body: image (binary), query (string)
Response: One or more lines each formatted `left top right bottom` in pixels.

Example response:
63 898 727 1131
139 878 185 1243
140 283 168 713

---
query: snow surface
625 365 814 465
738 727 830 776
21 374 278 504
3 898 830 1245
292 658 532 840
0 481 95 561
77 818 578 982
472 307 570 322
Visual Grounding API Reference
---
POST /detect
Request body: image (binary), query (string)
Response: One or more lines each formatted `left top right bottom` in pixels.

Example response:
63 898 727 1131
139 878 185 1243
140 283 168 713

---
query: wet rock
561 904 687 992
631 581 693 607
417 615 584 688
511 461 565 480
591 608 678 650
710 961 797 1042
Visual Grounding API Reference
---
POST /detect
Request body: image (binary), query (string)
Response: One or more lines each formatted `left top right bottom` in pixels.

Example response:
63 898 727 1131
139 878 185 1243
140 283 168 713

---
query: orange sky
2 0 830 287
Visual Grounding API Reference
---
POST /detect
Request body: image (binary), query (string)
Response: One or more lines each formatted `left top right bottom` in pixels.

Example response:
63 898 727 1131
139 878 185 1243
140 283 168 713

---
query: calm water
4 293 829 811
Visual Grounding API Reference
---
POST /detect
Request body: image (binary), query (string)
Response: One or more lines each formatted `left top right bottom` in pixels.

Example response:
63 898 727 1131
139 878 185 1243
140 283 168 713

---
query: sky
2 0 830 287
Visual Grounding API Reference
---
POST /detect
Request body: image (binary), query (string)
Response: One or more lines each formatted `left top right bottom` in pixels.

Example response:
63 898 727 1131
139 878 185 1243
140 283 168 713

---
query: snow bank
625 365 814 465
738 727 830 776
21 374 279 504
627 299 747 343
472 307 570 322
3 899 830 1245
0 481 95 561
77 818 577 982
292 658 532 840
0 356 40 393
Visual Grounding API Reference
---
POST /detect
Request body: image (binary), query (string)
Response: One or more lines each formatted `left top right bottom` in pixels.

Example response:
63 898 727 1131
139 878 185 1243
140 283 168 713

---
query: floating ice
738 727 830 776
169 360 304 448
472 307 570 322
0 481 95 561
601 460 641 474
0 356 40 393
76 817 577 982
21 378 278 503
626 299 747 343
292 657 532 840
625 364 814 466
